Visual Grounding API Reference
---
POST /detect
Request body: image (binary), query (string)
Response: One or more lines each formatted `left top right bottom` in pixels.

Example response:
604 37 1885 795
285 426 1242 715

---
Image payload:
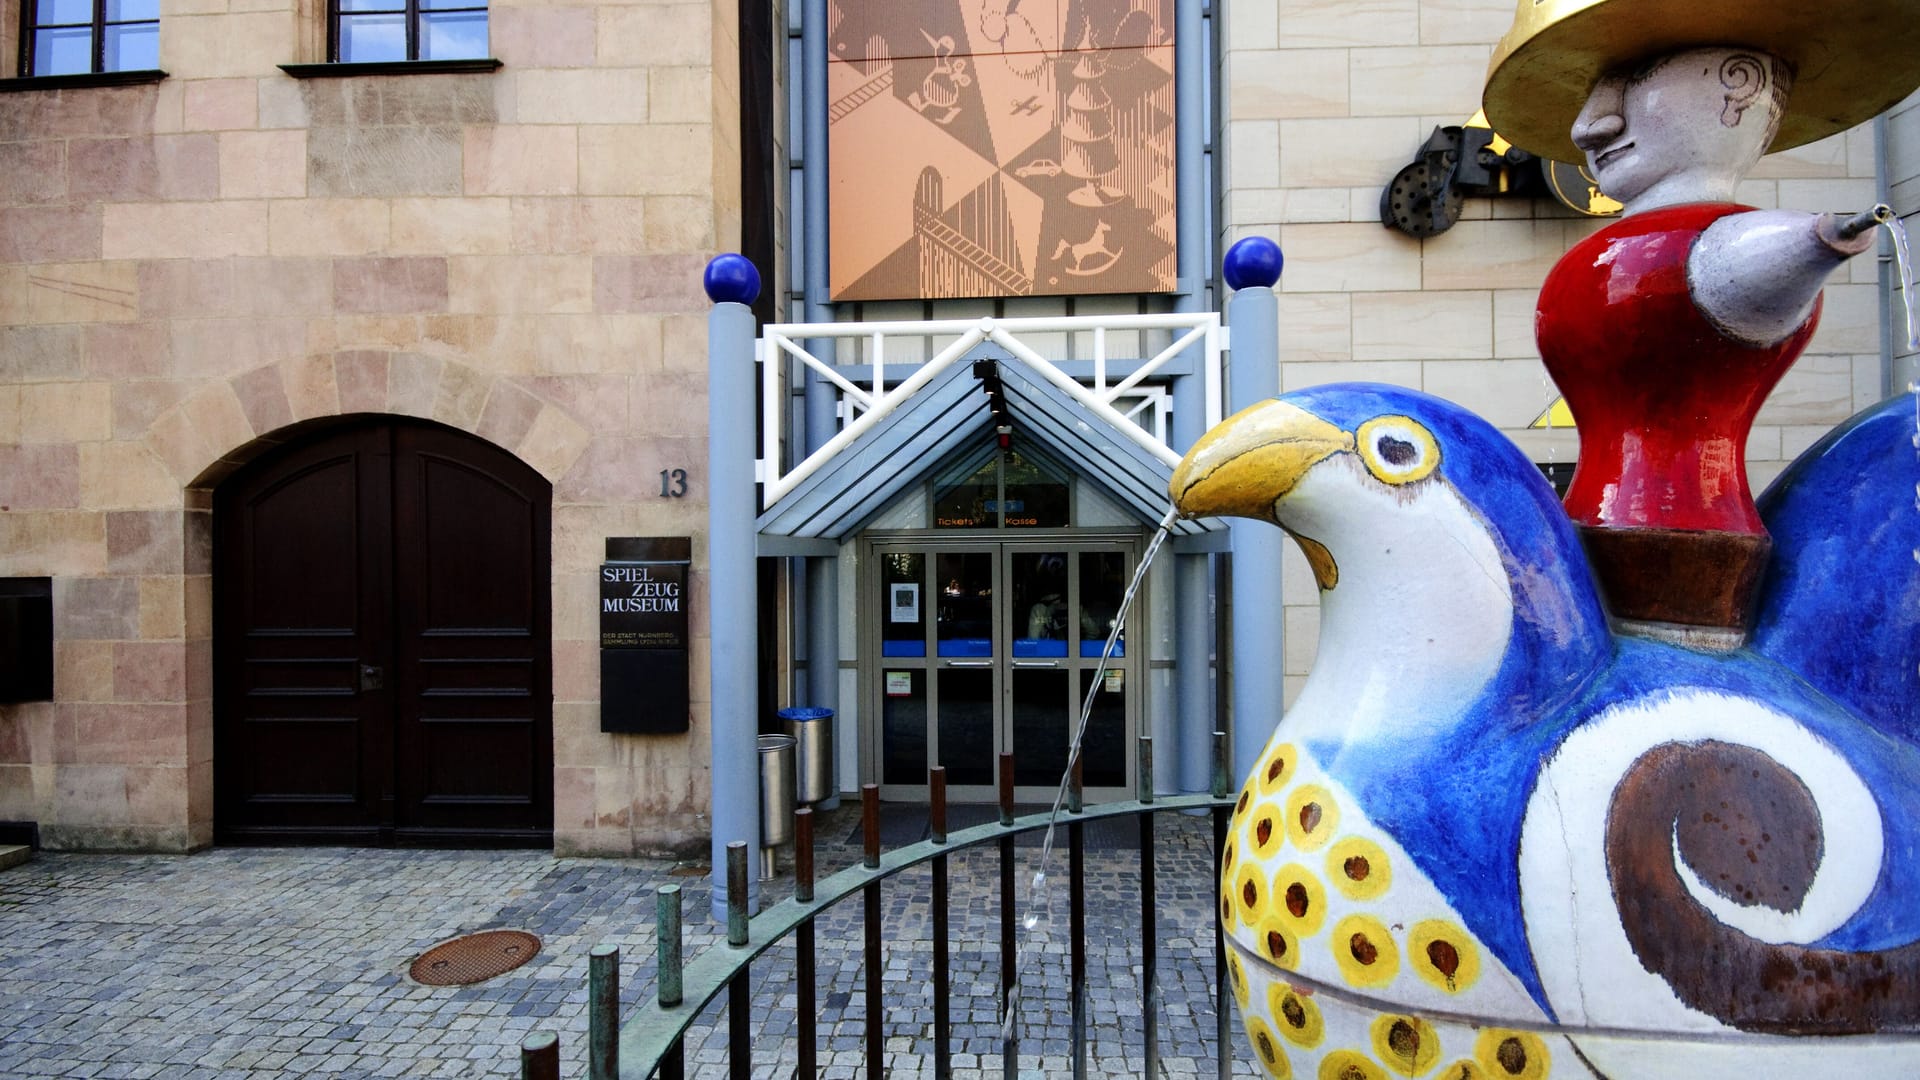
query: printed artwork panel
828 0 1178 301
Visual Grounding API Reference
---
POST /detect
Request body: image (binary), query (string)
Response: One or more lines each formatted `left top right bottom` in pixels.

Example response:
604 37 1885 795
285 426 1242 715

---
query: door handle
943 660 993 668
1012 660 1059 668
359 664 385 691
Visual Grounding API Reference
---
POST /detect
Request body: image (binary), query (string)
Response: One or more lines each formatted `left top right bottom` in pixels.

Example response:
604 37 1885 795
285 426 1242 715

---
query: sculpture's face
1570 47 1785 211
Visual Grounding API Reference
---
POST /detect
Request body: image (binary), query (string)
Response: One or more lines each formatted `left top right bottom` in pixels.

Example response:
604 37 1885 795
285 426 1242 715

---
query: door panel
217 419 551 846
936 667 996 787
216 427 392 841
392 426 551 841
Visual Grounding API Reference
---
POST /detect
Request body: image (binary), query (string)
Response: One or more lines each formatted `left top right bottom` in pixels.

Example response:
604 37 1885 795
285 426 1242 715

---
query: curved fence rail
515 737 1239 1080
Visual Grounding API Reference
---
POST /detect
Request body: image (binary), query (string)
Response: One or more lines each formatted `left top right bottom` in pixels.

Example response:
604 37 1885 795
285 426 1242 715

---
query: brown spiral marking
1605 740 1920 1033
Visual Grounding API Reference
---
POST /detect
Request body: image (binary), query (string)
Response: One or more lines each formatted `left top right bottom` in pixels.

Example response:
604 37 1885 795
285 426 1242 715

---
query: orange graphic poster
828 0 1177 301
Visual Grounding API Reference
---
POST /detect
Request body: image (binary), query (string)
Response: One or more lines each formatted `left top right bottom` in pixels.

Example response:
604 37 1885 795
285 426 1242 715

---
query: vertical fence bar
1070 814 1087 1080
520 1032 559 1080
931 767 952 1080
1139 738 1158 1077
998 751 1017 1079
657 885 684 1007
657 885 684 1080
796 807 817 1080
726 841 751 1080
1213 730 1232 1080
863 784 884 1079
589 944 618 1080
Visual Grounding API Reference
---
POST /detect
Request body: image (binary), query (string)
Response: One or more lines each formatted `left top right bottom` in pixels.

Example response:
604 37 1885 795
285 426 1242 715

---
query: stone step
0 844 30 871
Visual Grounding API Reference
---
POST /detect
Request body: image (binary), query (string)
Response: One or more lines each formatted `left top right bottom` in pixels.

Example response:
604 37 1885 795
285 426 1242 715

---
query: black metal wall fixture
0 578 53 705
1380 119 1621 238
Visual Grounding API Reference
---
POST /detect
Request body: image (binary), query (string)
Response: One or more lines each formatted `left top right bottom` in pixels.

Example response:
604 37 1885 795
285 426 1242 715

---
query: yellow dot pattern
1223 741 1528 1079
1272 862 1328 937
1248 1017 1293 1079
1285 784 1340 851
1252 910 1302 971
1408 919 1481 994
1327 836 1392 901
1368 1015 1440 1077
1473 1030 1548 1080
1228 950 1250 1012
1268 985 1325 1049
1332 913 1401 988
1317 1049 1387 1080
1257 742 1299 795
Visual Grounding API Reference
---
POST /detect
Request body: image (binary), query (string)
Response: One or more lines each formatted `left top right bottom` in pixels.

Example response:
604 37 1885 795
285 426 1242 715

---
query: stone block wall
1219 0 1897 706
0 0 739 854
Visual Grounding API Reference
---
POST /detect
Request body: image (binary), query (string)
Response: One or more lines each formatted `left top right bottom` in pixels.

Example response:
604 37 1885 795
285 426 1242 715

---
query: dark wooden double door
215 419 553 846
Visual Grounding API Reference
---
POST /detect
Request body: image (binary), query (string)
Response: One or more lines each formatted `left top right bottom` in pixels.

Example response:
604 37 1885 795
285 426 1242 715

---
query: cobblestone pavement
0 804 1257 1078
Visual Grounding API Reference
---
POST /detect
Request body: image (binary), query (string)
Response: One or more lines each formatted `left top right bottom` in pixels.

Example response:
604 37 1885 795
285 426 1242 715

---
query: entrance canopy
755 347 1224 550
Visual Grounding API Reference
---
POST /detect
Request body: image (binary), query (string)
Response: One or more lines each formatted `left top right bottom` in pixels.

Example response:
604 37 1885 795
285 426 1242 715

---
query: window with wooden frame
18 0 157 76
330 0 486 63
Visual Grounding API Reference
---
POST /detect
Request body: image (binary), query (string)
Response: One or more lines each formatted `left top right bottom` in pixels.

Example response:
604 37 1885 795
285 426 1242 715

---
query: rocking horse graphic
1052 221 1123 277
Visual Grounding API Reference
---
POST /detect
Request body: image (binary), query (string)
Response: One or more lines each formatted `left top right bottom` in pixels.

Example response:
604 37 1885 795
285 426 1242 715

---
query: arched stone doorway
213 416 553 846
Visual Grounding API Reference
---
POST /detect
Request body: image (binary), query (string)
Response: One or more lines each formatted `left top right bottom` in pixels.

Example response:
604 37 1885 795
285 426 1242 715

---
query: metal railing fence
516 735 1237 1079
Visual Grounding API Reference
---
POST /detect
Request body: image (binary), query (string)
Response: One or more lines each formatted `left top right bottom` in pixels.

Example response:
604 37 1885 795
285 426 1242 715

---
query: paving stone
0 807 1257 1076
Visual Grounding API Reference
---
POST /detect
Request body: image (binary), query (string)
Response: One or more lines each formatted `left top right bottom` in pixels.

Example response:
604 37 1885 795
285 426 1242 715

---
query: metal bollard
589 944 618 1080
520 1032 559 1080
726 841 750 947
657 884 683 1008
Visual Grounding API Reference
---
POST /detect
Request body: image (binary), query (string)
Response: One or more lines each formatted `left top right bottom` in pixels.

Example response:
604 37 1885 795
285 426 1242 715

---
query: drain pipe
798 0 841 791
1172 0 1215 801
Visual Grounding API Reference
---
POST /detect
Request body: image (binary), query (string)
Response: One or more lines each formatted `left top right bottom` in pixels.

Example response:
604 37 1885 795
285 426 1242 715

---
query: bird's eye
1355 416 1438 485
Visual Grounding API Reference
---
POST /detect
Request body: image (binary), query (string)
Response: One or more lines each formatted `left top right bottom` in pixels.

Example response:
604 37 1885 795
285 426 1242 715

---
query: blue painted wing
1754 393 1920 746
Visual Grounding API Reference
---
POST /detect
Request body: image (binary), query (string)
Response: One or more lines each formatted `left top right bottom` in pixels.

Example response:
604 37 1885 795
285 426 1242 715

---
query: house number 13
659 469 688 497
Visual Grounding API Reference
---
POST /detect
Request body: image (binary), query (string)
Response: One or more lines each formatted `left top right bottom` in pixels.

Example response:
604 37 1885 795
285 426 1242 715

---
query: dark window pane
932 455 996 529
104 23 158 71
420 10 486 59
338 13 406 61
105 0 158 22
38 0 93 27
881 669 927 787
34 27 93 75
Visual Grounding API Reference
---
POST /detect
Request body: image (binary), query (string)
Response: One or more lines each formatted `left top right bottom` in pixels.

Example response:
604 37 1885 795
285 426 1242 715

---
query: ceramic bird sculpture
1171 382 1920 1080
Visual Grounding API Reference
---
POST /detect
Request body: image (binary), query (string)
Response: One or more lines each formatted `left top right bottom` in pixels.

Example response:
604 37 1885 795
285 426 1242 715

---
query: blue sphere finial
1223 237 1283 291
704 254 761 306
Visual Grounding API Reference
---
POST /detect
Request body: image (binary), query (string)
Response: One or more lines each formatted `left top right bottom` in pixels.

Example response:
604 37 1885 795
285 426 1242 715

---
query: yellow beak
1170 400 1354 525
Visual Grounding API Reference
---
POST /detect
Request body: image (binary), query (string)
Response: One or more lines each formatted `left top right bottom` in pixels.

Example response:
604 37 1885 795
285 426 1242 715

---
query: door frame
861 528 1146 804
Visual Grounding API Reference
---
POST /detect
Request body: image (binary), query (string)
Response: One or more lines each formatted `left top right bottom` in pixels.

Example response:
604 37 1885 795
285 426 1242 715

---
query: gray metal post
706 256 763 921
1223 246 1286 785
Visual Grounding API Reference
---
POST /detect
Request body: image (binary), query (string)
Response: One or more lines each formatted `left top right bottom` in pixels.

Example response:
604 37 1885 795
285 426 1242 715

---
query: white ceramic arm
1689 209 1873 347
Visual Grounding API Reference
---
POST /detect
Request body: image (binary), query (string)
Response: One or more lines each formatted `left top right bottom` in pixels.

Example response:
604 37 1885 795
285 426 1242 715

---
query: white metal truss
756 313 1224 510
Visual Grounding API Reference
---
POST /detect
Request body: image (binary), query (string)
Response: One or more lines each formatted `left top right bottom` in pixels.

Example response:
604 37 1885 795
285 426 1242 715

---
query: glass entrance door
873 538 1138 803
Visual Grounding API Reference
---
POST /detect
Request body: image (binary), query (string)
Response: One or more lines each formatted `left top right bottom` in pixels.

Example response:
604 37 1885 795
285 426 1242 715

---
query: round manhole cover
409 930 541 986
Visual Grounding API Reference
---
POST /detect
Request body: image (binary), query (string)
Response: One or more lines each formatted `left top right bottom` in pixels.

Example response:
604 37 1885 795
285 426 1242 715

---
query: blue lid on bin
777 706 834 721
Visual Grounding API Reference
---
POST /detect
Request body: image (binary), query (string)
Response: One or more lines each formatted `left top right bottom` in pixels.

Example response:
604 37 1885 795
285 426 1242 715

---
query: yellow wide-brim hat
1483 0 1920 163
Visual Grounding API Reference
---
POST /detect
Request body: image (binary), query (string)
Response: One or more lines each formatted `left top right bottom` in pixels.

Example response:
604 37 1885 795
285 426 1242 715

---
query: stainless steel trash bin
779 707 835 805
756 733 796 880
